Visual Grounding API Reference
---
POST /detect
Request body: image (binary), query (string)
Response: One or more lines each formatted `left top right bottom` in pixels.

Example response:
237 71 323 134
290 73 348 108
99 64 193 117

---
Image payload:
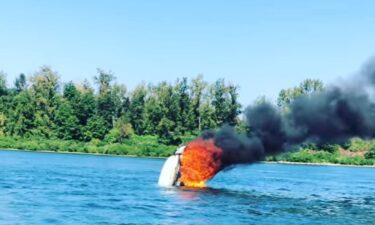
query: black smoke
204 58 375 169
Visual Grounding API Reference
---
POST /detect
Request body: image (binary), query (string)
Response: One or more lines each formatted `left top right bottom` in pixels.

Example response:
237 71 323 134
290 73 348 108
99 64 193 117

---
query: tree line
2 67 374 164
0 66 242 145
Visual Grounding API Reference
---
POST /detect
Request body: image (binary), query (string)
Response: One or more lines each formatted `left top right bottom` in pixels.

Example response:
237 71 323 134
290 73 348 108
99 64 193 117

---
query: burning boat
158 145 185 187
158 138 223 188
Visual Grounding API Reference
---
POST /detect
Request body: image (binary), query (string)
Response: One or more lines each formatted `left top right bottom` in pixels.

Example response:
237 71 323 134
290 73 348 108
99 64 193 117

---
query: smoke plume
204 58 375 169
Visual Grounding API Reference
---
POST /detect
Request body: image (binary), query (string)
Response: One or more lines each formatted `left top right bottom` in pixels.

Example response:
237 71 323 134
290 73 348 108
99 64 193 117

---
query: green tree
14 73 27 93
97 94 116 133
156 82 180 140
54 100 81 140
94 69 116 132
0 81 12 134
365 146 375 159
211 79 227 126
0 113 6 136
29 66 60 138
105 119 134 143
83 115 108 140
189 74 206 131
175 77 191 134
156 117 180 145
76 83 96 126
94 68 115 96
277 79 324 111
112 83 129 120
63 81 79 100
199 102 216 130
6 92 36 137
144 88 163 135
300 78 324 94
226 84 241 126
0 71 8 96
211 79 241 126
129 84 147 135
63 81 96 130
144 82 181 143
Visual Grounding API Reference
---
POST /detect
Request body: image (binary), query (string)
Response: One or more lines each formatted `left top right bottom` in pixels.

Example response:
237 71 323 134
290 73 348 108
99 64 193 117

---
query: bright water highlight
0 150 374 225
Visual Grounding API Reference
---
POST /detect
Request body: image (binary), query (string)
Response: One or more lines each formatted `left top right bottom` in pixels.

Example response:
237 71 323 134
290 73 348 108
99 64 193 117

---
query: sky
1 0 375 105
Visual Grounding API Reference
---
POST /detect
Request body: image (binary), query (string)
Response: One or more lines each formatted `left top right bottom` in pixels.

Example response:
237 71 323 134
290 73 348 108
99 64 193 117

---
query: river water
0 150 374 225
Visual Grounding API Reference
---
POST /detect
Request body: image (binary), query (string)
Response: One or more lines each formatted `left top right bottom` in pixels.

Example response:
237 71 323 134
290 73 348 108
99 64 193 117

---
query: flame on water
179 138 223 188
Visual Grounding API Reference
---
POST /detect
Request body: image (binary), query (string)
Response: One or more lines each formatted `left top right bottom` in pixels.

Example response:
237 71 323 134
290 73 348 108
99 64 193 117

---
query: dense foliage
0 67 241 145
0 67 374 165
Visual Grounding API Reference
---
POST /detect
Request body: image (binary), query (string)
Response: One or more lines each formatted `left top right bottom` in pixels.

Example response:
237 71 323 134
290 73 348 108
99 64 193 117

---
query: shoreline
263 160 375 168
1 148 374 168
0 148 166 159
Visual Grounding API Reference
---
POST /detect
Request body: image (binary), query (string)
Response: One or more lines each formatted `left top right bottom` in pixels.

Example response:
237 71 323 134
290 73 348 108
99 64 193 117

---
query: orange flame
179 138 223 188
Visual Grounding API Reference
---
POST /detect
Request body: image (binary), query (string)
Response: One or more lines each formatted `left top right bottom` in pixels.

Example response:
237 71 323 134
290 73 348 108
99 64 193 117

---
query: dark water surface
0 150 374 225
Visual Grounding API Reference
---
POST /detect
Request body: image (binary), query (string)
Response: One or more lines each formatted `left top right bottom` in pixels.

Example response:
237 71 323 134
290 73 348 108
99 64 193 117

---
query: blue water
0 150 374 225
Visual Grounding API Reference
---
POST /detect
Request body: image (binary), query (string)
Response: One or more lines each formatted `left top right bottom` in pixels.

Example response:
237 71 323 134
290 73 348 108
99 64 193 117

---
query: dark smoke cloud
363 58 375 85
205 58 375 169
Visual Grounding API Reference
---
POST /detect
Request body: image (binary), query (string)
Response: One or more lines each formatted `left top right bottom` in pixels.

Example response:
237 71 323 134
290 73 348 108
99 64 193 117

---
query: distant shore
264 160 375 168
0 148 166 159
2 148 375 168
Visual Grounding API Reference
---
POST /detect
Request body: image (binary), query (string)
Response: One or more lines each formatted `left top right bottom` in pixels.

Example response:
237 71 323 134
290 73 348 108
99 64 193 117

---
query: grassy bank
267 150 375 166
0 136 178 157
266 139 375 166
1 136 375 166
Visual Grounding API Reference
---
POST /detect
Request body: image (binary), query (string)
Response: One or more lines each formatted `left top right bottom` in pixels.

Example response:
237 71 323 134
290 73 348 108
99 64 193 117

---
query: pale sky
1 0 374 105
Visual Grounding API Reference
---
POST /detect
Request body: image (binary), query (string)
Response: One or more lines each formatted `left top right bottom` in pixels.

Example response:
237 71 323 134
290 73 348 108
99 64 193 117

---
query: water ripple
1 150 375 225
